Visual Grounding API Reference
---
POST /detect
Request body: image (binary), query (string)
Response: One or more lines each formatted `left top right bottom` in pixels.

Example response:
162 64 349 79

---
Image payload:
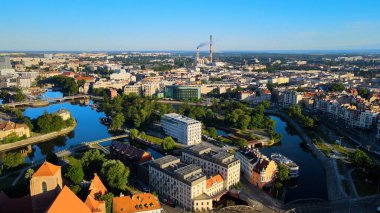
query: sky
0 0 379 51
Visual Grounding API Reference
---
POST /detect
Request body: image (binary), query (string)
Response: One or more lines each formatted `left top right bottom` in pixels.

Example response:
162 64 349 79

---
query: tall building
0 56 12 69
161 113 202 145
164 85 201 100
181 145 241 190
148 155 212 211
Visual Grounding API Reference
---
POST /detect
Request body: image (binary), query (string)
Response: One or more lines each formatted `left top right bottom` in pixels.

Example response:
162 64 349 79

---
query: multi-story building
281 91 303 106
165 85 201 100
0 121 30 140
161 113 201 145
148 155 212 211
112 193 162 213
181 144 240 190
124 84 143 96
235 149 277 189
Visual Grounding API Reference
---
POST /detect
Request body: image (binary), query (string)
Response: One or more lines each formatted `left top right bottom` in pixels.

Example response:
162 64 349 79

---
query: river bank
0 122 76 152
265 109 343 202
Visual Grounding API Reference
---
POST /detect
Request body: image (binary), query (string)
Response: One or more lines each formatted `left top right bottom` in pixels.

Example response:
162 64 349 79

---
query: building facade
165 85 201 100
161 113 201 145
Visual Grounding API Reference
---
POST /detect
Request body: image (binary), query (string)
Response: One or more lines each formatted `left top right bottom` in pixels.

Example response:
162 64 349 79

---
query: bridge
2 95 92 108
55 134 129 157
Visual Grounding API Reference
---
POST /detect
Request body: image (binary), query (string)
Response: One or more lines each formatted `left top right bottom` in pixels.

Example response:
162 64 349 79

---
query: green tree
69 185 82 194
235 138 248 148
100 160 129 190
97 193 114 213
65 163 84 184
350 149 373 169
2 152 24 170
81 150 105 177
237 114 251 131
209 127 217 139
276 164 290 182
162 136 176 151
110 113 125 130
24 168 34 180
129 128 139 141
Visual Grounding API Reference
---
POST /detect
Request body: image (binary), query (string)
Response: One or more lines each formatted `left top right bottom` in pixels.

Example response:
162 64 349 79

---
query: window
42 181 47 192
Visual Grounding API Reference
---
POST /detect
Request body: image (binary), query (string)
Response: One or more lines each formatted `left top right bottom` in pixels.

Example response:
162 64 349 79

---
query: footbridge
2 95 91 108
55 134 129 157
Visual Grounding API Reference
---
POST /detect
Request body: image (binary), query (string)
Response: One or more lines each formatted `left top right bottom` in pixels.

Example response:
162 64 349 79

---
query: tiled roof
206 174 223 189
85 173 107 212
33 161 60 177
46 186 91 213
112 193 161 213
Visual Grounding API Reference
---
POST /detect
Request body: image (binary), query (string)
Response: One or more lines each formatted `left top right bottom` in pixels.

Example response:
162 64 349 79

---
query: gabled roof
88 173 107 197
112 193 161 213
33 161 60 177
47 186 91 213
206 174 224 189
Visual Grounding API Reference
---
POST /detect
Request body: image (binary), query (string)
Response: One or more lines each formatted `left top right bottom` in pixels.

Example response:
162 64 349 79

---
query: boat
271 153 299 178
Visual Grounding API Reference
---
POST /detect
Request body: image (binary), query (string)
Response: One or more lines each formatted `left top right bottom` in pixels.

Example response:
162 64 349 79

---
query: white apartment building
181 145 240 190
149 155 213 211
17 77 32 88
281 91 303 106
110 69 131 81
161 113 201 145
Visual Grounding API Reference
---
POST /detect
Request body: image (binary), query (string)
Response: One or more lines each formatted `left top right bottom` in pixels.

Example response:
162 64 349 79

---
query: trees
100 160 129 190
65 163 84 184
276 164 290 182
97 193 114 213
36 111 68 133
350 149 373 169
209 127 217 139
161 136 176 151
235 138 248 149
38 75 79 94
110 113 125 130
237 114 251 131
330 83 345 92
24 169 34 180
81 150 105 177
288 104 314 128
2 152 24 170
129 128 139 141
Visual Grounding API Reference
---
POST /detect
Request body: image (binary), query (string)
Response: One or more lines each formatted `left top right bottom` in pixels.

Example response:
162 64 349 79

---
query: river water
260 116 327 202
2 91 327 202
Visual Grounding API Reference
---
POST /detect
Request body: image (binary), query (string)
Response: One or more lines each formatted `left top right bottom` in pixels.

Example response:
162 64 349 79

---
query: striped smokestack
209 35 213 64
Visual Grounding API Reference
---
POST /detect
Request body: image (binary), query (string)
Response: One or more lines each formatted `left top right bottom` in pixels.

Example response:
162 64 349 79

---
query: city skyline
1 0 380 51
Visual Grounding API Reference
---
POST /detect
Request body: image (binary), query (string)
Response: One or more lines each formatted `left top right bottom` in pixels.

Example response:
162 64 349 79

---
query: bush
2 152 24 170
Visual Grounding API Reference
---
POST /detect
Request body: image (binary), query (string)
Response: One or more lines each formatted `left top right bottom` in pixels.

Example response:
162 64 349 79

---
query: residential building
124 84 143 96
235 149 277 189
0 121 30 140
281 91 303 106
148 155 212 211
165 85 201 100
54 109 71 121
181 144 240 190
161 113 202 145
110 69 131 81
112 193 162 213
110 141 153 170
84 174 107 213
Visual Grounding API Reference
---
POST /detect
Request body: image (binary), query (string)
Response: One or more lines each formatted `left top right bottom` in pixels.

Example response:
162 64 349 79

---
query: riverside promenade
0 123 76 152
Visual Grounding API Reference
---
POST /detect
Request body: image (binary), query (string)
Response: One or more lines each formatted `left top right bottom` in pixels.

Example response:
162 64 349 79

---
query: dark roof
111 141 152 163
0 192 32 213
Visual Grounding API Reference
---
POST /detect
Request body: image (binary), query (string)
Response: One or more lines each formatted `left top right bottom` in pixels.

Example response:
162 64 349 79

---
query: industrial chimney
196 47 199 64
209 35 213 64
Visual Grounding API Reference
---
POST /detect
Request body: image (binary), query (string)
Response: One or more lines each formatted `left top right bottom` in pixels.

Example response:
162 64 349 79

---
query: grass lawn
139 134 163 145
332 144 350 156
314 142 332 156
352 169 378 197
341 180 351 196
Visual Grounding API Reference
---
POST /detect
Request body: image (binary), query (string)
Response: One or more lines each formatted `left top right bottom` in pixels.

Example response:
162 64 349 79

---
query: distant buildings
0 121 30 140
161 113 201 145
54 109 71 121
164 85 201 100
112 193 162 213
235 149 277 189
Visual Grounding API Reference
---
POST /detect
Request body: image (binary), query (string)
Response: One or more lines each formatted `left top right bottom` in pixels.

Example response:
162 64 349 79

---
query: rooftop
183 144 238 167
161 113 201 125
112 193 161 213
33 161 61 177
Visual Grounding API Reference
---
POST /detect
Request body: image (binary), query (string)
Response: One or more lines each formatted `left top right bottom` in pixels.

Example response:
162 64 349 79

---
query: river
260 116 327 202
2 91 327 202
7 91 163 163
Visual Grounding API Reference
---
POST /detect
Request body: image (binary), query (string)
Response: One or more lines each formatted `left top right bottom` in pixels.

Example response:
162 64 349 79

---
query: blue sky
0 0 379 51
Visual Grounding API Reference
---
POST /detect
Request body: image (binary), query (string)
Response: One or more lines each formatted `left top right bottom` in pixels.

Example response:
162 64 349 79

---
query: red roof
33 161 60 177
